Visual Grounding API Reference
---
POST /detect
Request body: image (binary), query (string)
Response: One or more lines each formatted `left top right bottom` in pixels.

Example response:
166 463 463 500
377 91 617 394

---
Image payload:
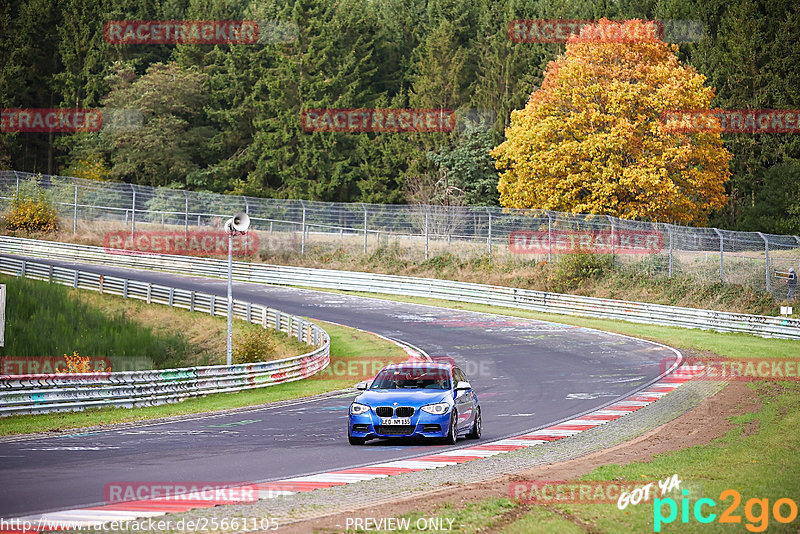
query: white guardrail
1 236 799 340
0 253 330 416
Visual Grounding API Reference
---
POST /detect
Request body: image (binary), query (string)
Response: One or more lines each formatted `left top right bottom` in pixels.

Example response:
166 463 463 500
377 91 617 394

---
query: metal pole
243 196 249 214
130 184 136 239
226 231 233 366
184 191 189 238
668 225 674 277
547 212 553 262
424 206 430 259
300 200 306 255
14 170 19 201
713 228 724 283
486 208 492 258
73 179 78 235
758 232 770 292
362 204 368 254
607 215 615 269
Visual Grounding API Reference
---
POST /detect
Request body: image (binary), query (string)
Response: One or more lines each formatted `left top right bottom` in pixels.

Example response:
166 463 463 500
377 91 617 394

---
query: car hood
355 389 451 407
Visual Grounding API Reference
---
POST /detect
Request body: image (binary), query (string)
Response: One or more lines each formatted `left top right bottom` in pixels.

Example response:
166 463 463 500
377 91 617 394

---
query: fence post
424 206 430 259
73 178 78 235
607 215 616 270
486 208 493 258
300 200 306 255
668 224 674 277
243 196 249 215
14 170 20 201
184 191 189 238
547 211 553 262
362 203 368 254
758 232 770 292
713 228 724 283
129 184 136 239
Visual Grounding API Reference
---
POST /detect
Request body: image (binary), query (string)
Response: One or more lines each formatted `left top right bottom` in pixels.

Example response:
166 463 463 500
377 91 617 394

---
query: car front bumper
349 409 451 439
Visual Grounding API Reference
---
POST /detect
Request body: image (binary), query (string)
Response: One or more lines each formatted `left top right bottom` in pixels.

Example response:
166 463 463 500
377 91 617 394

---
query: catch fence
1 170 798 300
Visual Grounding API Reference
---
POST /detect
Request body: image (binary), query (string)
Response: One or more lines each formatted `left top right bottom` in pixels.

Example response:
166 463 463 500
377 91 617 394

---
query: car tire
442 410 458 445
466 406 481 440
348 434 366 445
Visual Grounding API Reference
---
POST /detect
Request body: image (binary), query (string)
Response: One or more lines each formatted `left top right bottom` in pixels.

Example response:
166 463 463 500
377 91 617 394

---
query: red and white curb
4 364 706 532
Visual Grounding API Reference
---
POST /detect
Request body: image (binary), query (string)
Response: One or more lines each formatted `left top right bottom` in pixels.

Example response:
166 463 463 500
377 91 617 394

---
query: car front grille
375 406 415 418
395 406 415 417
374 425 416 435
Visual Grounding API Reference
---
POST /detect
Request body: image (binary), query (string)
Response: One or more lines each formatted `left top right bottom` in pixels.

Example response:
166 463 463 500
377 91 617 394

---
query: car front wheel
349 434 366 445
442 410 458 445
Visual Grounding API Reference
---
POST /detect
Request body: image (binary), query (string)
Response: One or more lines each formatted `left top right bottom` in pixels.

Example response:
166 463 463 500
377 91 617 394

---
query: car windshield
370 367 451 390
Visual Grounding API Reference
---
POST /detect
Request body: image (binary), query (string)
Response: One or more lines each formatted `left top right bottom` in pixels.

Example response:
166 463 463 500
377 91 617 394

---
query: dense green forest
1 0 798 233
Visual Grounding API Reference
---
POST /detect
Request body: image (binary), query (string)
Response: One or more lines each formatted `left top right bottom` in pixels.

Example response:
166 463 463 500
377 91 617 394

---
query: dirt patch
285 381 760 533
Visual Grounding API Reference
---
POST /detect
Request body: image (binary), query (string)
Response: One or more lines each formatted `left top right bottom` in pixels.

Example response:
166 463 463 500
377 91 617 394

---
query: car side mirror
455 381 472 391
355 380 370 390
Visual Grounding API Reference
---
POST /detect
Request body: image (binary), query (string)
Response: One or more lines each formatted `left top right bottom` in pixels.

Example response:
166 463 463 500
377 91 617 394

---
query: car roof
382 362 453 371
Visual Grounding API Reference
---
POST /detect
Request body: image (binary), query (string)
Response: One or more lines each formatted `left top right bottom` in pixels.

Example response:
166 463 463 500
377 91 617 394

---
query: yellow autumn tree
492 19 731 225
65 153 110 181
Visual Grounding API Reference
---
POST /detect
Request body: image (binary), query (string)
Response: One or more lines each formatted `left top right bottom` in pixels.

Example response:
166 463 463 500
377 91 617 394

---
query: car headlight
350 402 370 415
421 402 450 415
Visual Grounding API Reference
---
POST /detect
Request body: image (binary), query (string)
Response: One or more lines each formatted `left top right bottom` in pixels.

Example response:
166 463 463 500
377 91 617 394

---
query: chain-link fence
1 170 799 300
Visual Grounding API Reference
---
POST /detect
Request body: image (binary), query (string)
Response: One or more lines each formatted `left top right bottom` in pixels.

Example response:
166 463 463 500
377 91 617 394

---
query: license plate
380 418 411 425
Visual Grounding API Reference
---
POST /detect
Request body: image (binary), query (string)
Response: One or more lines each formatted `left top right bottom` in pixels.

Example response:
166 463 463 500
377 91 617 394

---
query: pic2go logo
654 489 798 532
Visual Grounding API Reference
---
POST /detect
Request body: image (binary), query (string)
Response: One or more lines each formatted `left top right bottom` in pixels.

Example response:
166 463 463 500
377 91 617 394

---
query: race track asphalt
0 256 678 518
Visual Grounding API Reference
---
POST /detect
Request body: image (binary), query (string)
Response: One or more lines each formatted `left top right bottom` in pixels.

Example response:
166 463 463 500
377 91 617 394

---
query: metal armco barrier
0 254 330 416
1 236 798 340
0 236 800 339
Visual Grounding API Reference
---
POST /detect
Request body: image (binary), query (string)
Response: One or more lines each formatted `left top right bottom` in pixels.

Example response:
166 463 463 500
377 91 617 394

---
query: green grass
0 275 193 368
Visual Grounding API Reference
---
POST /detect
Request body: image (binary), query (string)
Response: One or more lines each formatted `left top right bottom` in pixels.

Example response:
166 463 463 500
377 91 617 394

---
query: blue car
348 362 481 445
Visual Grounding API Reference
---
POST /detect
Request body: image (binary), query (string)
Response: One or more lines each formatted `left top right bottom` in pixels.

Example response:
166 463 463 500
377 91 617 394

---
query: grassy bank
0 275 307 369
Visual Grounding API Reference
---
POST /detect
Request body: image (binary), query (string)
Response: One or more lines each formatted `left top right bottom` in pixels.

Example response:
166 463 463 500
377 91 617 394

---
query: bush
628 254 675 277
550 253 612 291
5 189 59 233
232 326 276 364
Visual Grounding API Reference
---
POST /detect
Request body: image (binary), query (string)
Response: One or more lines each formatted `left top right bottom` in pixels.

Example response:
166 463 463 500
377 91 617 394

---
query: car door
453 367 474 431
